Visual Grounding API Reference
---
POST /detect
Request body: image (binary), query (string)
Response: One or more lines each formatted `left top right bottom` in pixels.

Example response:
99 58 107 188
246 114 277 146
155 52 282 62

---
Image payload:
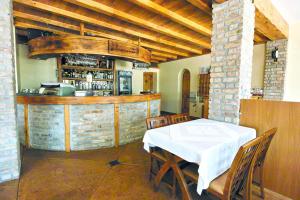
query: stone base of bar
16 94 160 151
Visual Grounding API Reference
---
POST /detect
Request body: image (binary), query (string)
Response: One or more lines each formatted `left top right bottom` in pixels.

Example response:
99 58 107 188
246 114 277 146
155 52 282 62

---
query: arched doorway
181 69 190 114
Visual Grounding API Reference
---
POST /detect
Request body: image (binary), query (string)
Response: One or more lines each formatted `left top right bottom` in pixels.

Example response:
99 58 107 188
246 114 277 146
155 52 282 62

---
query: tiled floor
0 141 262 200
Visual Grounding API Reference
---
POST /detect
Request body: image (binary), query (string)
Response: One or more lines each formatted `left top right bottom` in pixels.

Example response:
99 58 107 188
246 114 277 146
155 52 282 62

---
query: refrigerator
117 71 132 95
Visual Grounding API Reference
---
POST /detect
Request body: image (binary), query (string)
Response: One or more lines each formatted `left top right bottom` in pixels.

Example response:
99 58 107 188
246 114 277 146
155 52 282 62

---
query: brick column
0 0 21 183
209 0 255 124
263 39 288 100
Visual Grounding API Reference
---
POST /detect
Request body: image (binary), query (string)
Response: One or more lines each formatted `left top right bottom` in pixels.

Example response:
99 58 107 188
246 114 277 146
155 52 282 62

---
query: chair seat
208 171 229 196
182 163 229 196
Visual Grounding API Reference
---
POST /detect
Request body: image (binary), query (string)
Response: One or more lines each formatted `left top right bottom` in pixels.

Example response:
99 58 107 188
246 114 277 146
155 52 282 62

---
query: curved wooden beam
28 35 151 63
13 11 192 57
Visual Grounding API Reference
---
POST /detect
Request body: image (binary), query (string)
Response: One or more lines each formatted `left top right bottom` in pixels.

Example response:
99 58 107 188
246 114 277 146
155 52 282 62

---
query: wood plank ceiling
12 0 286 64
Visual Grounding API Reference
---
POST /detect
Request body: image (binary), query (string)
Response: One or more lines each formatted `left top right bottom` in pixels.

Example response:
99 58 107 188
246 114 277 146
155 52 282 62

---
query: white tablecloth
143 119 256 195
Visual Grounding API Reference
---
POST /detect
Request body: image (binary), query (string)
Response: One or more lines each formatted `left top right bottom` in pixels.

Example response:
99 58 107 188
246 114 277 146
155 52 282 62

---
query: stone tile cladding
209 0 255 124
150 100 160 117
0 0 21 183
264 39 288 100
119 102 147 145
29 105 65 151
70 104 115 150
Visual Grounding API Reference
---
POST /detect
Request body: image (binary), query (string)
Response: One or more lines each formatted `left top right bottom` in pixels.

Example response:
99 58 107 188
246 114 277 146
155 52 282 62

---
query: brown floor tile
0 141 262 200
0 180 19 200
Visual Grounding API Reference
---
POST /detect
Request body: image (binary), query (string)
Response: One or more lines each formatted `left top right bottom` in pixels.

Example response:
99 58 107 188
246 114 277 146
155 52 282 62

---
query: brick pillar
0 0 21 183
263 39 288 100
209 0 255 124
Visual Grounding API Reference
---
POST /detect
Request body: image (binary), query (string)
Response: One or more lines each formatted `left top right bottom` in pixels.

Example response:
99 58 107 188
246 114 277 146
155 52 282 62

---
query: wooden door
143 72 154 91
181 69 190 113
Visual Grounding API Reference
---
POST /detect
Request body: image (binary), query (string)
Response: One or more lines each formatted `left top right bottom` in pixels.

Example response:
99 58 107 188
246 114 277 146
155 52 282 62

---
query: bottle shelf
61 65 113 71
62 77 114 82
76 89 113 92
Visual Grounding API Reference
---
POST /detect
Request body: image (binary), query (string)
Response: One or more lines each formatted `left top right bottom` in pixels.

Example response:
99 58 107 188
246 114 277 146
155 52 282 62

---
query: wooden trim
64 105 71 152
113 60 117 95
79 23 84 36
57 56 62 82
114 103 119 147
16 94 161 105
24 104 30 148
147 100 151 118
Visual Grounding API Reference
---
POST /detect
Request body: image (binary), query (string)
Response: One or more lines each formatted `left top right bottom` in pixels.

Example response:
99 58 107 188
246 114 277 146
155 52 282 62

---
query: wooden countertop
17 94 161 105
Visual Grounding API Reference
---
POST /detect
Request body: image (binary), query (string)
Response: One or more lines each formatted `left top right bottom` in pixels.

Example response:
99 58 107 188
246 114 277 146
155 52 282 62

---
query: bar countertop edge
17 93 161 105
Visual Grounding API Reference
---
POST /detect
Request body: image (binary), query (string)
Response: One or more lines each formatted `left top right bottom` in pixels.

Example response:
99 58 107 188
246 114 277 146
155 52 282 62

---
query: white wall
159 45 266 113
284 22 300 102
115 59 159 94
16 44 57 90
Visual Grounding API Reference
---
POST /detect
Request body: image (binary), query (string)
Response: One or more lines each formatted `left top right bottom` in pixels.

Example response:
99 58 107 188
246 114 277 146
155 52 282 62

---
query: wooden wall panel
240 99 300 200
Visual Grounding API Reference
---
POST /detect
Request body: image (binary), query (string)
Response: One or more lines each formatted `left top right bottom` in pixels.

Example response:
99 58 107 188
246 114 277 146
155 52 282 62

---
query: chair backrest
255 128 277 167
146 116 170 130
223 136 262 200
169 113 190 124
244 128 277 199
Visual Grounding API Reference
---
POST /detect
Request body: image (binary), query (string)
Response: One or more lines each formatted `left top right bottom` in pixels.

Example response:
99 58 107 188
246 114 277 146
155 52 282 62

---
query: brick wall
0 0 21 183
209 0 255 124
70 104 115 150
264 39 288 100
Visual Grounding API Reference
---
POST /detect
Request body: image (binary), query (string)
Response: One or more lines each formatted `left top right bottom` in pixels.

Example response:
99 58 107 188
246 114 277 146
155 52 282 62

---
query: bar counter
16 94 161 152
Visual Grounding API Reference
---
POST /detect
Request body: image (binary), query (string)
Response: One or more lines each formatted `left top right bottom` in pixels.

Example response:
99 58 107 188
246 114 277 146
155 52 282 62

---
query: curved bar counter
16 94 161 152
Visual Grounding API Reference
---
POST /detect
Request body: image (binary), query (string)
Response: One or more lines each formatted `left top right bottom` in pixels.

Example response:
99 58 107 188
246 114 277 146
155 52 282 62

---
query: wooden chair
169 113 190 124
146 116 178 195
182 136 263 200
248 128 277 198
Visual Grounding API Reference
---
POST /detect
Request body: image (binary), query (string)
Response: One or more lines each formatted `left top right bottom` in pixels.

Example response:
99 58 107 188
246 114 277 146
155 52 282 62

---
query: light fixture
271 47 279 62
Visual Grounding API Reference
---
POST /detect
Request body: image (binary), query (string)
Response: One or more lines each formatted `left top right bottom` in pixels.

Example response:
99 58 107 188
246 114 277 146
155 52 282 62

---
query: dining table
143 118 256 199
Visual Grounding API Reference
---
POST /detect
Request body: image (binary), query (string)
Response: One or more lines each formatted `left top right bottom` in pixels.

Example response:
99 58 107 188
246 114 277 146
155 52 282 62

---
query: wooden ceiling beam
186 0 212 16
254 0 288 39
14 0 204 55
151 51 177 59
64 0 211 48
14 20 75 36
13 10 190 57
62 0 211 48
128 0 211 35
151 55 167 62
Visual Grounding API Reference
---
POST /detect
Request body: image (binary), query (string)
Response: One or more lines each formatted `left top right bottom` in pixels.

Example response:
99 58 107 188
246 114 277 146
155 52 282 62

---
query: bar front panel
70 104 115 150
119 102 147 145
29 105 65 151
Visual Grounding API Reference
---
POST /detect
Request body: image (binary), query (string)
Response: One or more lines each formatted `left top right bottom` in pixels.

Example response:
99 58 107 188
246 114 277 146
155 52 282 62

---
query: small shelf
76 90 113 92
62 77 114 81
61 65 113 71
